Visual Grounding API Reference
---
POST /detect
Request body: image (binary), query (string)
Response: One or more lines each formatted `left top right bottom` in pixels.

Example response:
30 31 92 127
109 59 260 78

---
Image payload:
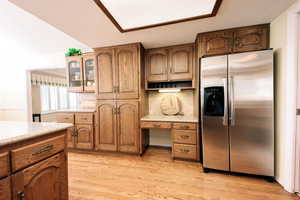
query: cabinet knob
18 192 25 200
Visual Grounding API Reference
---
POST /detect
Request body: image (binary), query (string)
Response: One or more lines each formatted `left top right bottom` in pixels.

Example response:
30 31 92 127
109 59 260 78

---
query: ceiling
9 0 296 49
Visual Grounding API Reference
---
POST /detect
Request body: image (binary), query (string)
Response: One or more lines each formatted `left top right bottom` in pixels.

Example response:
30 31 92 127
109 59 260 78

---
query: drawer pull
32 144 54 156
81 117 88 120
180 135 190 139
18 192 25 200
180 125 189 129
153 124 161 128
64 117 70 120
180 149 190 153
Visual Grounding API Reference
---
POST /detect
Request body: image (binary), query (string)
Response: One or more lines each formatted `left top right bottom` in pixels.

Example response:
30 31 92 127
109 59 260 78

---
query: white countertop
141 115 198 123
0 121 73 148
42 109 95 114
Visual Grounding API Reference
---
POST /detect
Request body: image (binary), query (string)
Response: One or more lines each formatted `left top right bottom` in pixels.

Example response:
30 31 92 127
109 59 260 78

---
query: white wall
270 0 300 192
0 1 90 121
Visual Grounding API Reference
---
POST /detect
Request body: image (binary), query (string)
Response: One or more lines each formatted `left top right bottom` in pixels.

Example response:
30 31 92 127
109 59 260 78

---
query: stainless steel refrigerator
201 50 274 177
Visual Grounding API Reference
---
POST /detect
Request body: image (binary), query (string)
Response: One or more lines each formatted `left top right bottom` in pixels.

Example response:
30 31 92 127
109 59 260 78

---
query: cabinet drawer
141 121 172 129
56 113 74 123
173 144 197 160
11 135 65 172
173 130 197 145
75 113 94 124
0 177 11 200
173 123 197 130
0 153 9 178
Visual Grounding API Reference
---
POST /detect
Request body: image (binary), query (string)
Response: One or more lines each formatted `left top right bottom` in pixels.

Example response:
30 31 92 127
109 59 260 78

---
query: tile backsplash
148 90 195 116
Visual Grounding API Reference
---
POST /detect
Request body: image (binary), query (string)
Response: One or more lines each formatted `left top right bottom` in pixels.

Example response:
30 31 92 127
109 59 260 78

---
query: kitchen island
0 121 73 200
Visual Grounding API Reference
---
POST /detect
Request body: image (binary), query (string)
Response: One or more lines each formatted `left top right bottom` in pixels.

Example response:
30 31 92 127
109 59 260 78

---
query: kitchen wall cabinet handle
113 107 117 115
180 135 190 139
180 149 190 153
32 144 54 156
180 125 189 129
18 192 25 200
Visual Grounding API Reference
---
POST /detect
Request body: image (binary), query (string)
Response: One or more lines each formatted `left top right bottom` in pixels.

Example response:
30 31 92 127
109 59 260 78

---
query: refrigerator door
228 50 274 176
201 55 230 171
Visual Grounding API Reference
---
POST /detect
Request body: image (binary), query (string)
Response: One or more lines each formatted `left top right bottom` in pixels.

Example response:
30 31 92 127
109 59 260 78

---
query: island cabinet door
95 101 118 152
115 45 139 99
12 153 68 200
117 101 140 153
168 44 194 81
75 124 94 150
0 177 11 200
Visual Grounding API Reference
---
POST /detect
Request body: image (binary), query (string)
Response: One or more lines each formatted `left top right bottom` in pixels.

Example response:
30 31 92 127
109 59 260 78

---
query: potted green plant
65 48 82 57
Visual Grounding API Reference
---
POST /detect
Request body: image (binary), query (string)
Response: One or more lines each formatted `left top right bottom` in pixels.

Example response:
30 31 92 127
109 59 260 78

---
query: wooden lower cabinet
0 177 11 200
117 101 139 153
76 124 94 150
96 100 140 153
67 127 75 148
12 153 68 200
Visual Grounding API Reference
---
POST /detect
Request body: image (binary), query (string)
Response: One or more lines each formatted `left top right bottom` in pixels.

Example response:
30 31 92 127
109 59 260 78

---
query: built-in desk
140 115 199 161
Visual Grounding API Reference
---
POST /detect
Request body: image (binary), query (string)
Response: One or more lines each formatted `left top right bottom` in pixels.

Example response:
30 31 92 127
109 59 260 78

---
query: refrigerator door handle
229 76 235 126
223 78 228 126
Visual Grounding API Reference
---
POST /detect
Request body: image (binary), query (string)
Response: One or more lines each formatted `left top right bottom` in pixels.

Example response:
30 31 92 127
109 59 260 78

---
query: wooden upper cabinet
168 45 194 81
95 101 117 151
117 101 139 153
198 24 270 57
200 31 233 57
12 153 68 200
115 45 139 99
83 54 96 92
96 49 116 99
66 56 84 92
146 49 168 82
75 124 94 150
233 25 269 53
0 177 11 200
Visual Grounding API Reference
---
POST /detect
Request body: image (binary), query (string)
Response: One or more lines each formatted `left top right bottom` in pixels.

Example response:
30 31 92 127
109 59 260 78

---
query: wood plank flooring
68 148 298 200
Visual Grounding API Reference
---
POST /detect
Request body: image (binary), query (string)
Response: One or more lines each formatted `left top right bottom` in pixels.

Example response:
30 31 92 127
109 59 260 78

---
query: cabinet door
168 45 194 81
200 31 233 57
233 25 269 53
83 54 96 92
117 101 139 153
115 45 139 99
75 124 94 150
145 49 168 82
96 49 116 99
66 56 84 92
67 127 75 148
0 177 11 200
12 153 68 200
95 101 117 151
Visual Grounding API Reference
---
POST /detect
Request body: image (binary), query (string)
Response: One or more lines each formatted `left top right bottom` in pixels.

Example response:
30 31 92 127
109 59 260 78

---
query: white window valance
31 73 67 87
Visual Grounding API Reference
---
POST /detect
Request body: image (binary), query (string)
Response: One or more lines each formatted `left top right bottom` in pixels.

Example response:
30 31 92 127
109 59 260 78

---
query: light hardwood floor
68 148 298 200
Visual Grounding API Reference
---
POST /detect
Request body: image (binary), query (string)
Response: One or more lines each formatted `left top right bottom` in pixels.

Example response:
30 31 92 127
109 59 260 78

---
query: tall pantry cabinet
94 43 147 154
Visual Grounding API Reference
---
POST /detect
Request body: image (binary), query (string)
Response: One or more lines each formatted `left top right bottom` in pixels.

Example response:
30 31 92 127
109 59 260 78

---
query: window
40 85 79 112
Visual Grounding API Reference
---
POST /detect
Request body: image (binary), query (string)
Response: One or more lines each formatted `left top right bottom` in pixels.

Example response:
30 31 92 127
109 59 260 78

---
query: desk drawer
75 113 94 124
141 121 172 129
0 153 9 178
173 130 196 145
11 135 65 172
173 123 197 130
56 113 74 123
173 144 197 160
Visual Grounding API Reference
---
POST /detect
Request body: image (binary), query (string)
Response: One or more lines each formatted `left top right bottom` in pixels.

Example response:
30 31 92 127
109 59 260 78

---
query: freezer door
201 55 230 171
228 50 274 176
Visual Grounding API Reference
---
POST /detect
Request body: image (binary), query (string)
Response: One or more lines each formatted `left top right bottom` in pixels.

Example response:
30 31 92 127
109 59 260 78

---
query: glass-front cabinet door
83 54 96 92
66 56 83 92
